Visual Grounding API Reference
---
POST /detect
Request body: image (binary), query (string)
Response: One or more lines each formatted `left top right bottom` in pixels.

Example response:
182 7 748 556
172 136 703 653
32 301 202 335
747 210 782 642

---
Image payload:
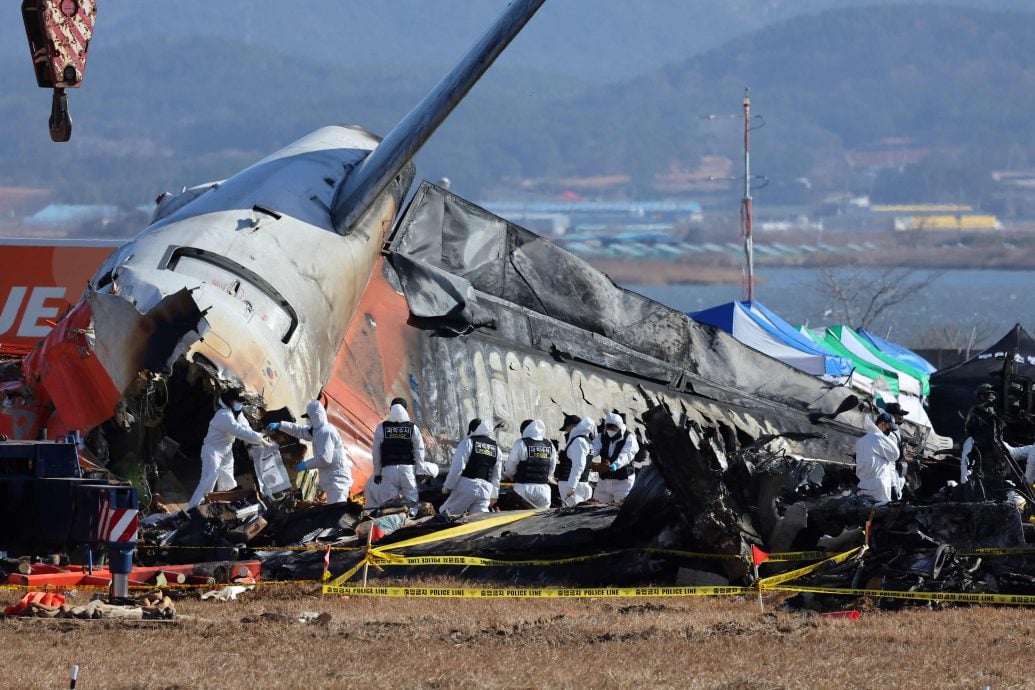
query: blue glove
265 422 280 432
609 462 619 472
295 461 308 472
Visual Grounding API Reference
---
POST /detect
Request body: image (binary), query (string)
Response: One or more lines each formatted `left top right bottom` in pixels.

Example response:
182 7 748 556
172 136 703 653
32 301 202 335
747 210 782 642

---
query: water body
625 268 1035 349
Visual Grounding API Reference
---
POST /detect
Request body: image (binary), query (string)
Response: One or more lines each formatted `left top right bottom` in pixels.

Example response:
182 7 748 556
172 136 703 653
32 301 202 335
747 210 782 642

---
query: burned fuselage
325 182 948 480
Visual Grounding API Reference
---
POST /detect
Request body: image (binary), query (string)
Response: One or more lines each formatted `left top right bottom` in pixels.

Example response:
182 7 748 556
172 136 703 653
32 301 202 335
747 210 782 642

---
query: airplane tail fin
330 0 546 234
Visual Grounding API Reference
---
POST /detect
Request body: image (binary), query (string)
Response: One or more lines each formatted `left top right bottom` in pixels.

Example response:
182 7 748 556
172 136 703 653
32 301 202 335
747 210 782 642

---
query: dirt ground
1 580 1033 689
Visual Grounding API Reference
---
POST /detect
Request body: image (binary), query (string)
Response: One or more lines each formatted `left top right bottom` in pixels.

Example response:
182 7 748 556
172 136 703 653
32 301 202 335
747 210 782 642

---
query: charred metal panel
89 289 205 395
870 502 1025 550
329 259 771 474
390 183 889 440
641 404 758 580
329 298 850 470
379 192 876 464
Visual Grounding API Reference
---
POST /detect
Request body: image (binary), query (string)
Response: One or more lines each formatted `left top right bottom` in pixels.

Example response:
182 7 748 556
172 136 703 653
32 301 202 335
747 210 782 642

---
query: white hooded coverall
959 438 1031 510
960 439 1034 483
441 420 502 516
503 419 557 509
887 426 907 497
558 417 594 508
1014 444 1035 486
854 417 900 504
369 403 426 511
188 401 269 510
592 412 640 505
960 437 974 484
278 400 353 504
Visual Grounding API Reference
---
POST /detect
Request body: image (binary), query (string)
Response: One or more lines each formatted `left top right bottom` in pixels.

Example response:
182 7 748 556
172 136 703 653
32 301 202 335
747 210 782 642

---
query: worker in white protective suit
882 402 910 498
591 412 640 505
959 437 1026 484
441 418 502 516
265 400 352 504
370 398 426 514
188 389 275 510
503 419 557 509
555 416 594 508
1012 443 1035 487
854 412 901 504
957 436 1031 509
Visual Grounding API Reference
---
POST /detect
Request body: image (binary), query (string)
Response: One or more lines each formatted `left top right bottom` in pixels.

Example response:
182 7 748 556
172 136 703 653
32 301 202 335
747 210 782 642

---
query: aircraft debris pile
642 402 1035 608
2 590 175 620
137 490 362 564
275 401 1032 603
783 502 1035 611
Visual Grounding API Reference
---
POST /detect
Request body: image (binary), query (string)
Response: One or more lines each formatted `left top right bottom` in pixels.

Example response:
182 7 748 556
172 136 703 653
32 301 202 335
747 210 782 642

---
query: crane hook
49 88 72 142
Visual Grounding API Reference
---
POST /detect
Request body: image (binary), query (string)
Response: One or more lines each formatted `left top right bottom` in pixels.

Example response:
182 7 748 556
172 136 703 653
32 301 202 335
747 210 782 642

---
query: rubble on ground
85 401 1025 612
3 395 1034 610
2 590 175 619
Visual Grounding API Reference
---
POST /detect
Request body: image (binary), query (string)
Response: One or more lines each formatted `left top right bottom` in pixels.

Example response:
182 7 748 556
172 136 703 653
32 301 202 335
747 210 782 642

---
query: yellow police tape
646 547 831 563
757 547 863 590
329 546 836 576
326 549 834 588
136 541 827 562
375 510 541 551
324 545 868 597
959 546 1035 557
772 584 1035 606
322 584 755 598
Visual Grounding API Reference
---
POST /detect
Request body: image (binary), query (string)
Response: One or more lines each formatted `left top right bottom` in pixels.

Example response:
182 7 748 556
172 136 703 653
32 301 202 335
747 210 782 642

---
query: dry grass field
1 580 1033 689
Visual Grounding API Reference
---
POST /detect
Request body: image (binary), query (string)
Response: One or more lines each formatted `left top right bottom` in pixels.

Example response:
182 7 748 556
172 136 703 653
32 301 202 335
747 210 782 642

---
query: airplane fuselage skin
89 125 412 416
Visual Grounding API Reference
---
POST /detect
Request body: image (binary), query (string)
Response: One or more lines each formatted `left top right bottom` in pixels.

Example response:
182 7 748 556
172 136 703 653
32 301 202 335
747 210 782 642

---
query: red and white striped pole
742 87 755 302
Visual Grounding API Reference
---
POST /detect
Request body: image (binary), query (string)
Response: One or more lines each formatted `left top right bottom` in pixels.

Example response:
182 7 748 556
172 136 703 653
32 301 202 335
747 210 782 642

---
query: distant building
481 199 703 236
892 214 1001 232
866 203 999 232
871 204 973 213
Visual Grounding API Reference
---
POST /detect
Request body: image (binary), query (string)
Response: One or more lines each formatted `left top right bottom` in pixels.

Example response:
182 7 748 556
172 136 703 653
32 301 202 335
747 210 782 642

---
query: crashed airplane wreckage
1 178 948 499
0 0 929 504
2 0 1028 606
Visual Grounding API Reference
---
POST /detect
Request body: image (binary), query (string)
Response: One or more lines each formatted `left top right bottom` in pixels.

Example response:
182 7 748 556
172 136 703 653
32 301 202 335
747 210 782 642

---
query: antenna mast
741 87 755 301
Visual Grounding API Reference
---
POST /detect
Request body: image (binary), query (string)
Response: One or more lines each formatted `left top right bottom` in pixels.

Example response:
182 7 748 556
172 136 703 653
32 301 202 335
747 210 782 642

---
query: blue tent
690 301 853 378
857 328 937 375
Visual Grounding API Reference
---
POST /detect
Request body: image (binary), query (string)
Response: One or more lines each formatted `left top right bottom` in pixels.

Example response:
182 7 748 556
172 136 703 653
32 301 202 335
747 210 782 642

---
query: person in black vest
369 397 426 515
592 411 639 505
503 419 557 509
441 418 502 516
555 416 594 507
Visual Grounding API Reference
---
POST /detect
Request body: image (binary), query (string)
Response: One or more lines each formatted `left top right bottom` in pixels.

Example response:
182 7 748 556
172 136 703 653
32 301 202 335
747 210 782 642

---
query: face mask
606 428 618 438
232 402 244 412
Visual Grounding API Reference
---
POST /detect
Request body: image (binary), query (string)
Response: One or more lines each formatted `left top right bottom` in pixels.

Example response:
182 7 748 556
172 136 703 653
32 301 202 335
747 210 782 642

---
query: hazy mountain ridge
1 3 1034 211
3 0 1031 80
